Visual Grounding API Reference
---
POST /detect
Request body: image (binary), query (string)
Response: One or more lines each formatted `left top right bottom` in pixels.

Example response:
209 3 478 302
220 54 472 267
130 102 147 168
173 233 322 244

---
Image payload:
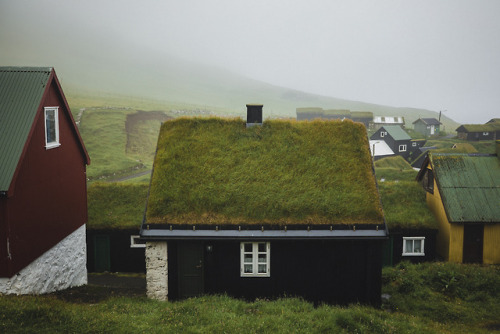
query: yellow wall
449 224 464 263
424 165 452 261
484 224 500 264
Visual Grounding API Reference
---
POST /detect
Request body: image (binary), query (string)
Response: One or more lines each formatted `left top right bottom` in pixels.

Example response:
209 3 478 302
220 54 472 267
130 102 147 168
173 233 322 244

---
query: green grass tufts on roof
88 182 149 229
146 117 384 225
378 181 437 229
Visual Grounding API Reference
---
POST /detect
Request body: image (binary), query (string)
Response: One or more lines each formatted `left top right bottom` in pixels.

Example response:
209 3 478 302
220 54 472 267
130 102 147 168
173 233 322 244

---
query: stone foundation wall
145 241 168 300
0 224 87 295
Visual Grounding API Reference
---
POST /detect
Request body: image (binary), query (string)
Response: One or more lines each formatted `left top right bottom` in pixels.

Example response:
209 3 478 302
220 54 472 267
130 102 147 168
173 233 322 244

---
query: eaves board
0 67 52 191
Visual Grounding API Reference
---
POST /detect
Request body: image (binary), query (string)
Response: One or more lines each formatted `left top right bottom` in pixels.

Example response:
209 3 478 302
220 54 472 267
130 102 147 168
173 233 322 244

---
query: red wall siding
1 78 88 277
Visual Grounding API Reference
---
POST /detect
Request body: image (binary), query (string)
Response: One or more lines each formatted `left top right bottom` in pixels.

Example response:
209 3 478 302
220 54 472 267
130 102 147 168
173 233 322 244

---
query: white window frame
130 235 146 248
44 107 60 149
402 237 425 256
380 131 386 137
240 242 270 277
483 132 489 136
412 142 417 147
399 144 407 152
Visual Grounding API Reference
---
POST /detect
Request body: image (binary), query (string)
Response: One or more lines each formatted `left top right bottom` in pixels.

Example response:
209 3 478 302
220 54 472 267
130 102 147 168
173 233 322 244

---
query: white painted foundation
0 224 88 295
145 241 168 301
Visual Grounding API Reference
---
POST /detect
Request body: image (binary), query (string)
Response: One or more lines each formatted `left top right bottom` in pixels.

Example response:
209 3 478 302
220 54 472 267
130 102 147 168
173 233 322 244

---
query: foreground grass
1 263 498 333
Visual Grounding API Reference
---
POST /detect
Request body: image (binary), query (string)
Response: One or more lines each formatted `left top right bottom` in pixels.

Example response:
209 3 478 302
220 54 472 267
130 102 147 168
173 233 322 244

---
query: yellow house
416 149 500 264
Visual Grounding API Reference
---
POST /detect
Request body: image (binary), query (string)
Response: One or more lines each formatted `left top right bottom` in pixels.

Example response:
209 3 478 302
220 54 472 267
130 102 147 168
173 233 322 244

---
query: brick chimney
246 104 263 127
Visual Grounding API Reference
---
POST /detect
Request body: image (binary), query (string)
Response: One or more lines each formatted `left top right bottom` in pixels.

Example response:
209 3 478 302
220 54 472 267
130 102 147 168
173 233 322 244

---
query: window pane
244 243 252 252
258 264 267 273
244 254 253 263
46 110 56 143
258 243 266 252
244 264 253 273
414 240 421 253
258 254 266 263
405 240 413 253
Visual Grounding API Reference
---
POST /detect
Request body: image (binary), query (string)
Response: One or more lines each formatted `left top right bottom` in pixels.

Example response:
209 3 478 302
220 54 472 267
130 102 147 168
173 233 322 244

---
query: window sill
45 143 61 150
402 253 425 257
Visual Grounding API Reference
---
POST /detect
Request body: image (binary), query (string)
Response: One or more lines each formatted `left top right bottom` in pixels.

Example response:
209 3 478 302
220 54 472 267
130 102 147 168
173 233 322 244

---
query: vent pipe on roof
246 104 263 127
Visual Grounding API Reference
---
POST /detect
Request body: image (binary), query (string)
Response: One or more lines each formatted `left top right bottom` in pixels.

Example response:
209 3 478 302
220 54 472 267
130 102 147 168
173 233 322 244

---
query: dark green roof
430 153 500 223
382 125 411 141
146 118 384 226
0 67 52 191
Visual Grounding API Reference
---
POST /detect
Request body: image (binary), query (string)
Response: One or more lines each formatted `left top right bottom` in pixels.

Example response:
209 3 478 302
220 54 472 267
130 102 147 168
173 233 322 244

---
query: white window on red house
240 242 270 277
44 107 60 149
402 237 425 256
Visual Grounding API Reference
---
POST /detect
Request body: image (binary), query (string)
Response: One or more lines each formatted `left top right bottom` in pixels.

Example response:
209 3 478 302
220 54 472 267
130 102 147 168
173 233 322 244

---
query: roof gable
413 118 441 125
430 153 500 223
0 67 90 192
146 118 384 226
381 125 411 141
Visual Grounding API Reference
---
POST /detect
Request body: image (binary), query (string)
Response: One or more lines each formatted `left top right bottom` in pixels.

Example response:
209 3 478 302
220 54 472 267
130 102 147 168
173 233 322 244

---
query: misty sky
1 0 500 124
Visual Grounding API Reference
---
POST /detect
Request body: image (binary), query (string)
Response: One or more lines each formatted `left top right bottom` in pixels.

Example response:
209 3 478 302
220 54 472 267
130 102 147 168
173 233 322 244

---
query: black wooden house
141 106 387 305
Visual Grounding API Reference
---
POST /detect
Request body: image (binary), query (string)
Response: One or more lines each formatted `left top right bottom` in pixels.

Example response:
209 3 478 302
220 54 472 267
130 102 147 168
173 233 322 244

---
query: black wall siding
168 239 383 305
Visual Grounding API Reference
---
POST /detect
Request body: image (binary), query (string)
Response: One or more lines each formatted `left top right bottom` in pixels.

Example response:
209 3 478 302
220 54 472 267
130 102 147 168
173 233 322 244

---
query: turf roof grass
146 117 384 225
378 181 437 229
87 182 148 229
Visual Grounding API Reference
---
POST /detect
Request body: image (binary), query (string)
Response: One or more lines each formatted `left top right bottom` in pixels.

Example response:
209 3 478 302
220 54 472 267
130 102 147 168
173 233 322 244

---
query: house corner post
145 241 168 301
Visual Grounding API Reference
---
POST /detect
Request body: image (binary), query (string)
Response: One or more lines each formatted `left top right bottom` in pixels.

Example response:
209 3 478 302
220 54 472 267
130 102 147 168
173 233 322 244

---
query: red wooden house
0 67 90 294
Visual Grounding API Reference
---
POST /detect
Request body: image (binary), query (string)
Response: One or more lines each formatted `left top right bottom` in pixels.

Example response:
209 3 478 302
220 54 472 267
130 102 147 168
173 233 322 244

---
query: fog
1 0 499 124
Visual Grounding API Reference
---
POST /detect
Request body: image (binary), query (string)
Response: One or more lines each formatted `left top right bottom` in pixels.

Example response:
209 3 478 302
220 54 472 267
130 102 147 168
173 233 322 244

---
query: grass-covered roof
146 117 384 226
88 182 148 229
378 181 437 230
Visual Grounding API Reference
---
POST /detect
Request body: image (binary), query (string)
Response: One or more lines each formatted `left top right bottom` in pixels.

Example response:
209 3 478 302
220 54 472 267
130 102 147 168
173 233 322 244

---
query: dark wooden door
463 224 483 264
94 235 111 272
178 242 204 298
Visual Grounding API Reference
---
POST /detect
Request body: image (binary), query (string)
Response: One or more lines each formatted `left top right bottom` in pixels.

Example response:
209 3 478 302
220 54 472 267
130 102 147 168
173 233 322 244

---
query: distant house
0 67 90 294
456 119 500 141
378 181 438 266
141 106 387 305
296 107 373 127
370 125 416 160
412 118 442 137
371 116 405 130
416 150 500 264
86 183 147 273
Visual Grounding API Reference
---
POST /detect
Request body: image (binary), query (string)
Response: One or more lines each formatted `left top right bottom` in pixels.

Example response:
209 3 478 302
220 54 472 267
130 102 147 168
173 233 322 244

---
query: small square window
44 107 60 149
380 131 385 137
241 242 270 277
399 144 407 152
483 132 489 136
412 142 417 147
403 237 425 256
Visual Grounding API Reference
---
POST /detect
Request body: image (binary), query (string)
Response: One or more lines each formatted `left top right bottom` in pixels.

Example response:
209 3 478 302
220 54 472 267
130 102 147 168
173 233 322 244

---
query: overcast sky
2 0 500 124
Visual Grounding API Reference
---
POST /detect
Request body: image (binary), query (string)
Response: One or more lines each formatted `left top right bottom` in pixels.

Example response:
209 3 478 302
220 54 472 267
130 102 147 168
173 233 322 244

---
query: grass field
0 262 497 333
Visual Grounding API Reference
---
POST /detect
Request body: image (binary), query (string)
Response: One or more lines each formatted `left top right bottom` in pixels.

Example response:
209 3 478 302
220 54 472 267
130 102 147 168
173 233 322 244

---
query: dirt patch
53 273 146 304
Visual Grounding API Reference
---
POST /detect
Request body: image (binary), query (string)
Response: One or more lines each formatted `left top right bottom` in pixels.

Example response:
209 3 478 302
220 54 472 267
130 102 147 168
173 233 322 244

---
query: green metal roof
430 153 500 223
382 125 411 141
0 67 52 191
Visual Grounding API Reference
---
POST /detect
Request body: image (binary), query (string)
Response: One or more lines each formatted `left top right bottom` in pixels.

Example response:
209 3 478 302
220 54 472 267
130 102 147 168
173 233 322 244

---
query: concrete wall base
0 224 87 295
146 241 168 301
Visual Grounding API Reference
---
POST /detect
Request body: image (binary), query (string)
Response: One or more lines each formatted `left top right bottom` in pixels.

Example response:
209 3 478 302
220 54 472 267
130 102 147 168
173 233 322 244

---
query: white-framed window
483 132 489 136
402 237 425 256
412 142 417 147
130 235 146 248
399 144 407 152
380 131 387 137
44 107 60 149
240 242 270 277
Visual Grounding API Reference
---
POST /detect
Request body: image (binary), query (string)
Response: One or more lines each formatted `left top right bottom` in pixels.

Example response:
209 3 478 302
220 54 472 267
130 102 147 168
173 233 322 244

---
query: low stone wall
145 241 168 300
0 224 87 295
